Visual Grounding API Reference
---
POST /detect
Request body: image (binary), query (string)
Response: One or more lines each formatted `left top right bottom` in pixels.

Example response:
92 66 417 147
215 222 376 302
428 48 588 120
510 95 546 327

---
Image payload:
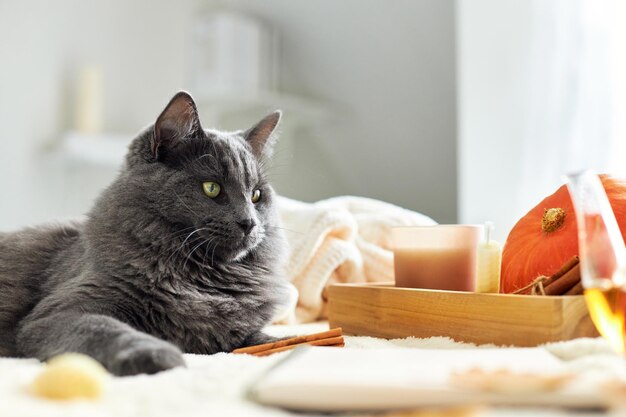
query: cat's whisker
153 226 198 244
183 238 208 271
173 192 201 217
202 237 211 265
150 227 199 263
196 153 217 163
183 228 221 271
268 225 304 235
200 236 219 267
180 228 207 248
163 227 207 266
210 240 219 267
195 231 221 268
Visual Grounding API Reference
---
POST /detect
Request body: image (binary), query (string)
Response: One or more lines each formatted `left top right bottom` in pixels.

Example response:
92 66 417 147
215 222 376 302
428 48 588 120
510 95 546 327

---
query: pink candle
392 226 481 292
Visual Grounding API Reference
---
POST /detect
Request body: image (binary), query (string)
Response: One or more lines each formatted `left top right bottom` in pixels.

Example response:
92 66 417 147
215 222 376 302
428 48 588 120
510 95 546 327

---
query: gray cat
0 92 291 376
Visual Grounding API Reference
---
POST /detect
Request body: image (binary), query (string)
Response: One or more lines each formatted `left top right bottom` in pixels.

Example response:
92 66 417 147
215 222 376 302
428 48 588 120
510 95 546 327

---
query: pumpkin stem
542 208 566 233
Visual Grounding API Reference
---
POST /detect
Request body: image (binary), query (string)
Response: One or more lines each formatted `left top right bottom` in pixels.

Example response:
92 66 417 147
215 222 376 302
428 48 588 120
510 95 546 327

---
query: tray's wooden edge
327 282 597 346
330 282 586 299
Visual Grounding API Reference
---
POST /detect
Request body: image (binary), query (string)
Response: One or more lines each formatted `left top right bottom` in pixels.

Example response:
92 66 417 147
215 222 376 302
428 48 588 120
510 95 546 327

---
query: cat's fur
0 92 291 375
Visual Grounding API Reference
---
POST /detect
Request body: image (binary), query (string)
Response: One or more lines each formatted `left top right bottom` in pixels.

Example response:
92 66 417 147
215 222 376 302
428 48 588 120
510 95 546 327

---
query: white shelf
54 91 334 167
58 131 133 166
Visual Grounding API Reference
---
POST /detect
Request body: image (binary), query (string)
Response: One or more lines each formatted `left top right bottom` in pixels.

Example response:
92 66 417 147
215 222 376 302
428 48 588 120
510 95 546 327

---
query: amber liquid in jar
584 286 626 354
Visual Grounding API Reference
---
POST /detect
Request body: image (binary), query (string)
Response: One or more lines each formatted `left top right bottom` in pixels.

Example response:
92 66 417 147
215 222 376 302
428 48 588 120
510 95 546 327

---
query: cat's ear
244 110 281 158
152 91 202 160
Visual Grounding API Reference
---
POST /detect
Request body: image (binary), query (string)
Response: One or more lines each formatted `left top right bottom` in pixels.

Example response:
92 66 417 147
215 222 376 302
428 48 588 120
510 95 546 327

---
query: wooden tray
328 282 599 346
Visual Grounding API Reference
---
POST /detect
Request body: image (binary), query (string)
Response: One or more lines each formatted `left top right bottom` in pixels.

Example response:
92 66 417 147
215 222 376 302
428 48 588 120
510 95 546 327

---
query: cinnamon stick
564 281 584 296
512 256 580 295
535 256 580 294
253 336 345 356
544 256 580 287
544 264 581 295
233 328 343 355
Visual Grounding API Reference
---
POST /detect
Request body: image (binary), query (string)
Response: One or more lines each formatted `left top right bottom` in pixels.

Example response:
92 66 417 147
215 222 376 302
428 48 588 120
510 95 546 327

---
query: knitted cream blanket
277 196 435 323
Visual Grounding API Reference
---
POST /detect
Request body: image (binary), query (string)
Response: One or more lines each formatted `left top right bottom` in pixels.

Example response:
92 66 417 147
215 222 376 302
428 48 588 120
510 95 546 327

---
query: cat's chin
217 246 251 263
229 249 251 263
220 237 262 263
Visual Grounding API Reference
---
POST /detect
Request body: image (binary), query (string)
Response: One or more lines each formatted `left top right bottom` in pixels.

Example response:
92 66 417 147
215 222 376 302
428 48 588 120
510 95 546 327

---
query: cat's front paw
240 331 291 348
110 342 185 376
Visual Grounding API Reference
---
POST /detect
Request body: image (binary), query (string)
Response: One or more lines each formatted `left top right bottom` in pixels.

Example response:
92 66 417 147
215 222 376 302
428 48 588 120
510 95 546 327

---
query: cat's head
123 91 282 263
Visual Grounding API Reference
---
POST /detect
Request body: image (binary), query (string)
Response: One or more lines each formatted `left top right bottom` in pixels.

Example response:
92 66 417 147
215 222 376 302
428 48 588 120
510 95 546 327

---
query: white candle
75 66 103 134
476 222 502 293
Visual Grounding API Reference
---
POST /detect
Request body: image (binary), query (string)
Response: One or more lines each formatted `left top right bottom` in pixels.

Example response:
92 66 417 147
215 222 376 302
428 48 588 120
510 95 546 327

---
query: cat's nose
237 218 256 235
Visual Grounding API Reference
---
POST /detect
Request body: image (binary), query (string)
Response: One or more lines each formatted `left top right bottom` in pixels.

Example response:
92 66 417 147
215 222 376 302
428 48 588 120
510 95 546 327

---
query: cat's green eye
251 189 262 203
203 182 221 198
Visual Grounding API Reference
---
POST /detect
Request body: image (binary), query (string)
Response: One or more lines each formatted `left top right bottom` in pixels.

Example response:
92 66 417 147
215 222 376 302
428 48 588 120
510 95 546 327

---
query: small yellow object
476 222 502 293
32 353 109 400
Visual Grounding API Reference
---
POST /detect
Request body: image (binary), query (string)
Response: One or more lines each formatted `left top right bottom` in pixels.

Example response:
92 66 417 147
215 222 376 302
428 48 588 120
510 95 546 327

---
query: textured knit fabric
277 196 436 323
1 322 617 417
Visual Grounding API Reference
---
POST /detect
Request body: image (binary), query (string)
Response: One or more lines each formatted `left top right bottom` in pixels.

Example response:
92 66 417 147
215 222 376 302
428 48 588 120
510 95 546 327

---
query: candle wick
484 221 494 244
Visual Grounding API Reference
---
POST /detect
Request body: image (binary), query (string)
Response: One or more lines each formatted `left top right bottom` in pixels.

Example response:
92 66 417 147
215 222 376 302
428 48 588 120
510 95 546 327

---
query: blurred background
0 0 625 240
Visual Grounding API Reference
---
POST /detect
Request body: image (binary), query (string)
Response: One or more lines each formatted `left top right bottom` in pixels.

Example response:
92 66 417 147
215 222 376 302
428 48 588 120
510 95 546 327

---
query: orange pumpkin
500 175 626 293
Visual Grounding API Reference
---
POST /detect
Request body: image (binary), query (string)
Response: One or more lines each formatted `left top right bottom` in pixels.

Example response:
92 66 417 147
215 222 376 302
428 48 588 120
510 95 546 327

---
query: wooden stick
532 256 580 294
544 264 581 295
564 281 584 296
255 339 345 357
512 256 580 295
544 256 580 286
253 336 345 357
233 328 343 354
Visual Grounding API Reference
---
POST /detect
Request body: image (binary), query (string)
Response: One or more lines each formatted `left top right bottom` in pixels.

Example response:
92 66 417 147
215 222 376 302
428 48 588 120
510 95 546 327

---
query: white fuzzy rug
1 323 622 417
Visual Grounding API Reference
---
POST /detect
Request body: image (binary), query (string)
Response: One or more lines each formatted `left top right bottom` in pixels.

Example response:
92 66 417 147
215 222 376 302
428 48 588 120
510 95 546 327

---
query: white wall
0 0 457 231
457 0 534 241
226 0 458 223
0 0 201 230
